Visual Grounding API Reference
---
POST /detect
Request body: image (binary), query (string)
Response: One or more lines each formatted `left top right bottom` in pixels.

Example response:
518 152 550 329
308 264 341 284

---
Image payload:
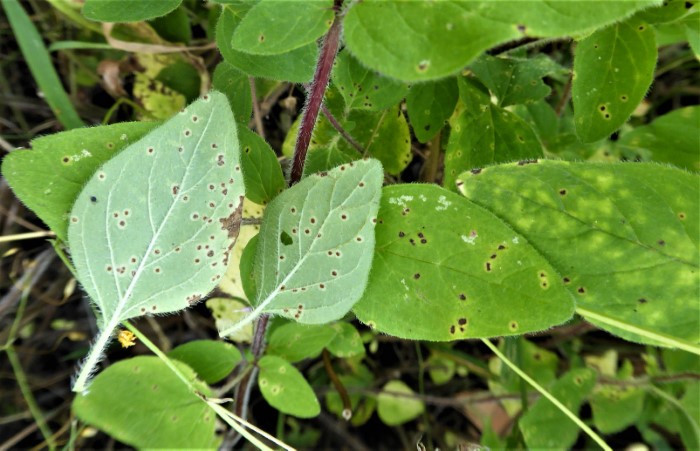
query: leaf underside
68 91 245 327
253 159 383 324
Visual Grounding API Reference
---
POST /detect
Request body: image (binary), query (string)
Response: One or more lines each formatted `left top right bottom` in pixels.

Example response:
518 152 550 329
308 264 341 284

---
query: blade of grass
1 0 84 130
482 338 612 451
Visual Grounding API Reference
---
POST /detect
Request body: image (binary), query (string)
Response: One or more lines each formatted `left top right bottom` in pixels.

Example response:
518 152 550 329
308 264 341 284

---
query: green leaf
231 0 333 55
283 91 412 176
82 0 182 22
343 1 519 82
427 354 456 385
590 385 646 434
617 106 700 172
168 340 242 384
73 356 218 449
258 355 320 418
638 0 692 24
519 368 597 450
149 6 191 43
470 54 564 107
377 380 425 426
406 77 459 143
326 322 365 358
212 61 252 124
353 184 574 341
239 128 286 204
155 60 200 103
573 15 657 142
1 121 157 241
216 5 317 82
230 159 382 330
332 50 409 111
343 0 659 82
444 77 542 191
69 92 245 391
267 322 337 362
684 12 700 57
457 160 700 345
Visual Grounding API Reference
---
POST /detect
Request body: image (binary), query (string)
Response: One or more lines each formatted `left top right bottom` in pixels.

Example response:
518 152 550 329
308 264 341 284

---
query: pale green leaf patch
68 91 245 391
457 160 699 345
258 355 320 418
377 380 425 426
73 356 218 449
353 184 574 341
219 159 383 336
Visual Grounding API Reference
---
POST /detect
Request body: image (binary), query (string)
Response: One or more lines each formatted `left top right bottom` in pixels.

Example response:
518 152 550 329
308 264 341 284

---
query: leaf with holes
457 160 700 345
258 355 320 418
219 159 382 336
444 77 542 191
470 53 565 107
1 121 157 241
73 356 218 448
231 0 334 55
68 91 244 391
573 15 657 143
353 184 574 341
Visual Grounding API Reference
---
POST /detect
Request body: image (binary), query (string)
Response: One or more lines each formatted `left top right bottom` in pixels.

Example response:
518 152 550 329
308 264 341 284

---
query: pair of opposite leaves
67 91 383 390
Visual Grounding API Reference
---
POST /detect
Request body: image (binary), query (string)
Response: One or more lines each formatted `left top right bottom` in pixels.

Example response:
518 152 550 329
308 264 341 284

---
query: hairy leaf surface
1 122 156 241
68 91 244 330
250 159 383 324
457 160 700 344
353 184 574 341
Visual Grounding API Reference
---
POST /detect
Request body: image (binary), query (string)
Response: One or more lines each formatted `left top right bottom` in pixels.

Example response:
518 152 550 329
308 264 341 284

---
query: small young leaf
82 0 183 22
1 121 157 241
377 380 425 426
457 160 700 345
267 322 337 363
258 355 320 418
239 128 286 204
207 297 253 343
69 92 244 391
519 368 597 450
216 5 317 83
168 339 242 384
212 62 252 125
219 160 382 336
444 77 542 190
326 322 365 358
590 385 646 434
353 184 574 341
470 54 565 107
406 77 458 143
617 106 700 172
73 356 218 449
231 0 334 55
573 16 657 142
332 50 409 111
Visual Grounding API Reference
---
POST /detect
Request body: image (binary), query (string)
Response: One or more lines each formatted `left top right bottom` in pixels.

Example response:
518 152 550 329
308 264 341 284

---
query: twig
555 72 573 117
249 77 266 139
420 130 441 183
320 103 364 154
290 0 344 184
322 349 352 420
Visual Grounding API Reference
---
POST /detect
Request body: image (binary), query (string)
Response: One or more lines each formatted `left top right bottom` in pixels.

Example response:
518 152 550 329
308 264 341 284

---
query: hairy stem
290 0 344 184
72 317 119 393
321 103 364 154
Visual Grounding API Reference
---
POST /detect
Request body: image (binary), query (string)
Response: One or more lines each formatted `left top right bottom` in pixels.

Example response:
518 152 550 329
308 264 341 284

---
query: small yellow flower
117 330 136 348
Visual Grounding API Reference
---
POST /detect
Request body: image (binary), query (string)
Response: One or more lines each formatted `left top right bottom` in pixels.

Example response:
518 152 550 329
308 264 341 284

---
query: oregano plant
0 0 698 449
